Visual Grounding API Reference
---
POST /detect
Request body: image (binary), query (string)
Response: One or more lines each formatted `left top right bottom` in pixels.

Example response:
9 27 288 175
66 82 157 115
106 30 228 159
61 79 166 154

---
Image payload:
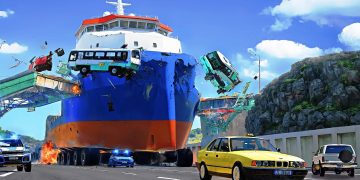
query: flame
40 141 60 165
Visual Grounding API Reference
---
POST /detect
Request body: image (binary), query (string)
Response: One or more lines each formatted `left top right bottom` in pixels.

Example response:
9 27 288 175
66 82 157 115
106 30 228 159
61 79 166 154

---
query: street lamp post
247 48 261 94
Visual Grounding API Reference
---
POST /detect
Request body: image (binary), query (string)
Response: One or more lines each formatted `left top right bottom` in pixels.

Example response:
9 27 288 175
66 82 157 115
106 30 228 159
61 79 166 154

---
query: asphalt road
0 165 359 180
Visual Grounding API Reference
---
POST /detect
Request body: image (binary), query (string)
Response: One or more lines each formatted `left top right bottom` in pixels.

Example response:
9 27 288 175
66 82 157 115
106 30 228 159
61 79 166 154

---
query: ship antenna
106 0 131 15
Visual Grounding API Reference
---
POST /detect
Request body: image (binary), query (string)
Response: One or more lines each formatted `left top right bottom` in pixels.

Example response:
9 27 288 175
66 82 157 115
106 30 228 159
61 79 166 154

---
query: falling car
28 48 65 72
197 136 308 180
0 138 32 172
312 144 357 177
200 51 241 94
108 149 135 168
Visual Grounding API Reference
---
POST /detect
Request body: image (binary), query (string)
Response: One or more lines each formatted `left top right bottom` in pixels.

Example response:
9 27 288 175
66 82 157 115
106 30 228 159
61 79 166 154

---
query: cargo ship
44 0 199 166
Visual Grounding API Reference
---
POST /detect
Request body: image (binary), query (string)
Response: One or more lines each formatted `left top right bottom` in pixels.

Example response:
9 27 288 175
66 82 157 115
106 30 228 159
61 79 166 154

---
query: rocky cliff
246 51 360 135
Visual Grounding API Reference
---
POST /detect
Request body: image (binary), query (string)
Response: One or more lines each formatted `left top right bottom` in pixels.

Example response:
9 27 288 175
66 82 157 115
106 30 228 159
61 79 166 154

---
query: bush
293 101 316 112
337 59 355 69
284 78 296 84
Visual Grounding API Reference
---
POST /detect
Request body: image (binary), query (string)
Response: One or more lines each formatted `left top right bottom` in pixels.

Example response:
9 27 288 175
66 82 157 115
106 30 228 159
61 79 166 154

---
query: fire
40 141 60 165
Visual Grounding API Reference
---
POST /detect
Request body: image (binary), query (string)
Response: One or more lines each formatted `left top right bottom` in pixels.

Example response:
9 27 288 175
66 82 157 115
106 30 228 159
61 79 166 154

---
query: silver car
312 144 356 177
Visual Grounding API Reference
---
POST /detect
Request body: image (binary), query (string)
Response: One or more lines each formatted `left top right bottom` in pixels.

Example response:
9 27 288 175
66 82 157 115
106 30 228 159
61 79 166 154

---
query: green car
200 51 241 94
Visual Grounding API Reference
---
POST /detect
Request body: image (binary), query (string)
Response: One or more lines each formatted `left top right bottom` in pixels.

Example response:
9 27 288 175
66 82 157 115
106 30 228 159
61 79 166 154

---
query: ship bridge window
83 51 95 59
153 43 157 48
138 22 146 29
129 21 137 28
96 25 104 31
134 41 139 47
120 20 129 28
104 24 109 30
109 21 119 29
158 29 168 36
94 52 106 59
147 23 156 30
86 26 95 32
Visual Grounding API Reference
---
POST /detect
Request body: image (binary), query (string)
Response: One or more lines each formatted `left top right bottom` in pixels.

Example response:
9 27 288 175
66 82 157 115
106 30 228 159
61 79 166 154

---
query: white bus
68 49 141 78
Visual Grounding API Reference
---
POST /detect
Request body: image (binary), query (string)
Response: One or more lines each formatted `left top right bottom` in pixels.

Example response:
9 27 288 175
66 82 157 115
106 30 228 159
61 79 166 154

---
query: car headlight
251 160 276 167
289 161 307 168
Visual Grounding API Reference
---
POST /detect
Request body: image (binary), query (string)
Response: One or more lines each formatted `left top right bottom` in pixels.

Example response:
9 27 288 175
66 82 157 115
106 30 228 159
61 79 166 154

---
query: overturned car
200 51 241 94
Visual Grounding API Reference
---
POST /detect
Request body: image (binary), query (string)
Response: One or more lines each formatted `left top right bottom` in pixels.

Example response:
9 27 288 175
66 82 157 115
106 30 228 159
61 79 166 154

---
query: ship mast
106 0 131 15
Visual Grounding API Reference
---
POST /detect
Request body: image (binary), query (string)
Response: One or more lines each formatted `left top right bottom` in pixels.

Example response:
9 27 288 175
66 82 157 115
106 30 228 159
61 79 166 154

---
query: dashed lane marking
122 172 137 175
0 169 16 177
157 177 180 180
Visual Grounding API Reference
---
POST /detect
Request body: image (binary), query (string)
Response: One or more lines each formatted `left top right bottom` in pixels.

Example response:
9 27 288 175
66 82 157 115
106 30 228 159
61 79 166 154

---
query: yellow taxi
197 136 308 180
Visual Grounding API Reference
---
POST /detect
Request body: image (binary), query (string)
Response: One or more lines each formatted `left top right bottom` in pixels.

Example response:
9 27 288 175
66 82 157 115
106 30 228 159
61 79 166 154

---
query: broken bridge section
0 71 80 118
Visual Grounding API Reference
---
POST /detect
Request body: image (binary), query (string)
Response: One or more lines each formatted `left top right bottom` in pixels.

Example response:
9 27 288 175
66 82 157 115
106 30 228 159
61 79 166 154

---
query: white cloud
270 18 292 32
243 68 278 81
338 23 360 50
0 41 28 54
252 59 268 68
0 10 15 18
255 40 323 60
265 0 360 31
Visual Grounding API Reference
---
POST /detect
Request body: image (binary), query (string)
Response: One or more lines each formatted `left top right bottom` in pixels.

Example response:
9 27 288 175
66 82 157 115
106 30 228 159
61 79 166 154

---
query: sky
1 0 360 140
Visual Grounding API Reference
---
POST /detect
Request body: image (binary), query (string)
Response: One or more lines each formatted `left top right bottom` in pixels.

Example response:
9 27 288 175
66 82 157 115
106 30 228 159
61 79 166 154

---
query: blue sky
1 0 360 140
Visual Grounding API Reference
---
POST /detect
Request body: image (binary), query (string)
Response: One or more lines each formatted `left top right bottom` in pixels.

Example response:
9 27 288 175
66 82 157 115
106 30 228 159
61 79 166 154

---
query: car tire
320 166 325 177
17 165 23 171
232 164 244 180
204 74 214 80
80 66 90 76
110 67 119 76
349 168 355 177
73 151 80 166
199 163 212 180
24 163 31 172
311 163 319 175
66 152 72 165
61 152 67 165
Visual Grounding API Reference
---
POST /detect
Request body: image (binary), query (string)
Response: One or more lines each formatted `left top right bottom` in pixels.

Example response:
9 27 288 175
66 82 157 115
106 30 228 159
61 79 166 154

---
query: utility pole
258 55 261 94
248 48 261 94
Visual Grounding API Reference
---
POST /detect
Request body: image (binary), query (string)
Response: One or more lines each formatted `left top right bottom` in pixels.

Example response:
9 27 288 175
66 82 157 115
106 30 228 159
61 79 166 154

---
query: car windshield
0 139 23 147
231 138 277 151
325 145 353 154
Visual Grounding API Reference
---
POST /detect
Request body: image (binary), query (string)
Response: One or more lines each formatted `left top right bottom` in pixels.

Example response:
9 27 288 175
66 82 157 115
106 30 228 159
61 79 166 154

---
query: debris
9 56 25 69
41 41 48 50
54 48 65 57
121 44 128 49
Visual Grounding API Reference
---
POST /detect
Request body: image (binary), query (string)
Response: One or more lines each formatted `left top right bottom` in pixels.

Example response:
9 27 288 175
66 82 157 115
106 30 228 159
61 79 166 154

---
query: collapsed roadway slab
0 71 80 118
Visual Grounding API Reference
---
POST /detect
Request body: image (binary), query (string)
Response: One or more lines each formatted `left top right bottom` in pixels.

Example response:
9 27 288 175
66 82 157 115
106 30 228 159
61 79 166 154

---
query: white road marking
157 177 180 180
122 172 136 175
0 169 16 177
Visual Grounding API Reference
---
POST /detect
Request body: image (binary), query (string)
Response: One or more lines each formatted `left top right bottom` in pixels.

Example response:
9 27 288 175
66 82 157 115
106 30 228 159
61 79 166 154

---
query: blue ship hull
46 51 200 150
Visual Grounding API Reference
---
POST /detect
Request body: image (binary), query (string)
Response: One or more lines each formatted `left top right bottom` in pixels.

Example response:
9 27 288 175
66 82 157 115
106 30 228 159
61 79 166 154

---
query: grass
293 101 316 112
337 59 355 69
284 78 296 84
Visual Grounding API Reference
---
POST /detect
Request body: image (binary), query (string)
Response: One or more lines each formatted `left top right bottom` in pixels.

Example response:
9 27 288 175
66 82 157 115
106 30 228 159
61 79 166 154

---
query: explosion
40 141 60 164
